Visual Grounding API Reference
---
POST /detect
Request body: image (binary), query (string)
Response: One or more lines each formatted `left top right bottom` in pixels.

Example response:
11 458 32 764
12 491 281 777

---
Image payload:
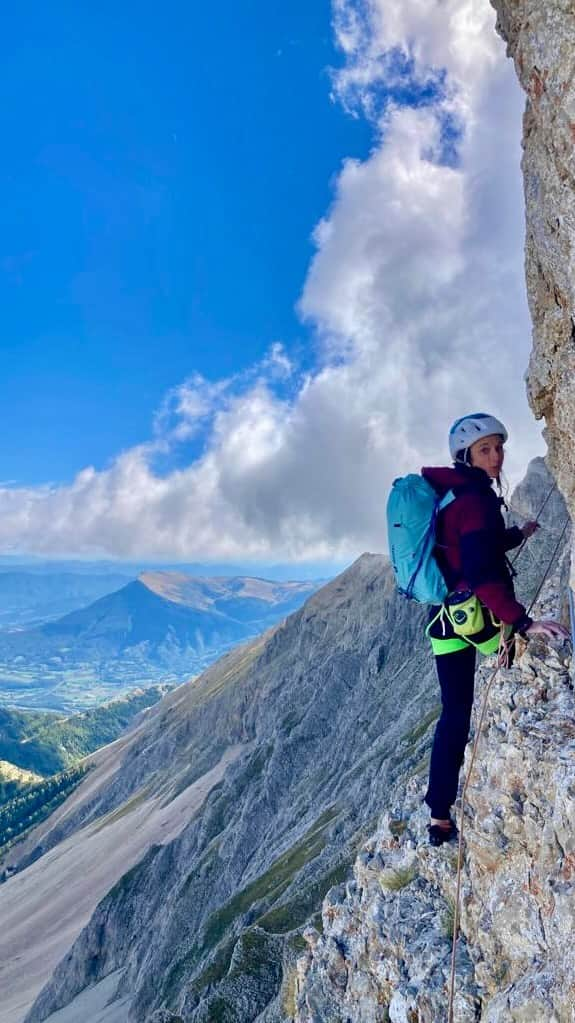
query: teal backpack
386 475 455 603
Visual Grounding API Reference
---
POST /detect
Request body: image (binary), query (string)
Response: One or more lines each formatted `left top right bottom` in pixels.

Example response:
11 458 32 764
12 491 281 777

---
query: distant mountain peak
137 570 321 609
138 570 210 607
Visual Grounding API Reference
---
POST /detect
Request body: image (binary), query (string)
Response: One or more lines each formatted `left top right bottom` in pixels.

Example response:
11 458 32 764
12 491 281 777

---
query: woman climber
421 412 569 846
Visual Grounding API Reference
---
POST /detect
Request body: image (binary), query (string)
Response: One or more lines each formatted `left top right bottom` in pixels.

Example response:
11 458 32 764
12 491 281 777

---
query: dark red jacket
421 464 532 632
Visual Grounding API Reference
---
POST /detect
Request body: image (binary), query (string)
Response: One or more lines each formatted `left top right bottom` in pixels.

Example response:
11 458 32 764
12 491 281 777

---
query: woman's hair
454 448 471 466
496 470 510 508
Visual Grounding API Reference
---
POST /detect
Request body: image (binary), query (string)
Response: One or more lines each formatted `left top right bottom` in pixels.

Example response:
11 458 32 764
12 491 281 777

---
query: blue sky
1 0 371 485
0 1 542 564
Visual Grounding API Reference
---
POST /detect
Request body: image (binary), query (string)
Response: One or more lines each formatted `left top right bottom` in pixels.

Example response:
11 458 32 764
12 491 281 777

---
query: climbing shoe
428 819 458 847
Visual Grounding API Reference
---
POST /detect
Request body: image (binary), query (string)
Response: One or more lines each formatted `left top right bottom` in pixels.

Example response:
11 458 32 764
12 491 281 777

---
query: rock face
490 0 575 583
296 504 573 1021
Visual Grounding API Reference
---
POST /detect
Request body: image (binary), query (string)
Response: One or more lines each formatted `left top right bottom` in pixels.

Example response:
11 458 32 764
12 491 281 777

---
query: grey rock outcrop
490 0 575 583
296 527 573 1021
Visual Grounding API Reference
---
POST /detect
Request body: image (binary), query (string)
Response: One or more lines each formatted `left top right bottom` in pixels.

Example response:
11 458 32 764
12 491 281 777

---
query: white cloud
153 374 231 443
308 0 542 471
0 0 543 561
261 342 294 379
331 0 501 119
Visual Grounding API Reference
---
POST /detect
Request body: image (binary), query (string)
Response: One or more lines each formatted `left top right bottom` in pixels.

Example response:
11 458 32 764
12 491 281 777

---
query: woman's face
469 433 505 478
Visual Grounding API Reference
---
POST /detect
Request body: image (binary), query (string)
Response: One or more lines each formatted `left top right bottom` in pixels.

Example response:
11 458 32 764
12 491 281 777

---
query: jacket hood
421 464 492 495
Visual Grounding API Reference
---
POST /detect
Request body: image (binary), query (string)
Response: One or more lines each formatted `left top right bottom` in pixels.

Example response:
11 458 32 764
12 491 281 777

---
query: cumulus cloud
0 0 543 561
153 374 232 443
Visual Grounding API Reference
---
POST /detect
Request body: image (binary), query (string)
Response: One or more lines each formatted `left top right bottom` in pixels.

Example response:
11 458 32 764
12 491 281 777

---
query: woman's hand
521 520 539 540
526 619 570 641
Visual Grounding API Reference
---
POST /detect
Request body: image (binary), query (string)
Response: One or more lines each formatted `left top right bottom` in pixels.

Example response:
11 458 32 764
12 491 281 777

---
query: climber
421 413 569 846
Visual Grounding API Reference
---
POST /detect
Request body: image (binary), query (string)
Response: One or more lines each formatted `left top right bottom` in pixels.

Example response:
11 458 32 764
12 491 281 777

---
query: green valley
0 685 170 780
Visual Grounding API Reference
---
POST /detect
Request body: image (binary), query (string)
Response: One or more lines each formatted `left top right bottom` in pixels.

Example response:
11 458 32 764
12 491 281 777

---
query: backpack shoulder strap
438 489 456 512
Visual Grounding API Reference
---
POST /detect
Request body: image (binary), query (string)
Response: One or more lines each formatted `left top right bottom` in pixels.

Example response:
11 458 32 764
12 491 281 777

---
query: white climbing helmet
449 413 509 462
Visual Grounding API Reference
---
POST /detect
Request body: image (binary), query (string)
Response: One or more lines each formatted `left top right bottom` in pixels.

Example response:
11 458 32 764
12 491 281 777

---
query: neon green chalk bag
443 589 486 637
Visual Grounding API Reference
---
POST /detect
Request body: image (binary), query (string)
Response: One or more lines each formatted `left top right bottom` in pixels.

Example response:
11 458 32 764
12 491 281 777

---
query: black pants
424 644 476 819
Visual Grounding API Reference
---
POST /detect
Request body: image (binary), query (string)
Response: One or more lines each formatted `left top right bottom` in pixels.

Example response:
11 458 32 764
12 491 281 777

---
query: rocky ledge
295 555 574 1021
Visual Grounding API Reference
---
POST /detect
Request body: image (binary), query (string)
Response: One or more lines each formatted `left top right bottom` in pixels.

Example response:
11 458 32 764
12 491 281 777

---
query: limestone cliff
490 0 575 583
296 515 573 1021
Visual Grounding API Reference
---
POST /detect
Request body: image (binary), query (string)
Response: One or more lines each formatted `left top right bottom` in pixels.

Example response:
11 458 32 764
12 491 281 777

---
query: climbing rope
447 507 571 1023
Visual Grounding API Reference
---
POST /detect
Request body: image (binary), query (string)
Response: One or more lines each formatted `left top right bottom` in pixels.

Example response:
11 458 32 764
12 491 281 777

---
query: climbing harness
447 490 571 1023
426 598 507 657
